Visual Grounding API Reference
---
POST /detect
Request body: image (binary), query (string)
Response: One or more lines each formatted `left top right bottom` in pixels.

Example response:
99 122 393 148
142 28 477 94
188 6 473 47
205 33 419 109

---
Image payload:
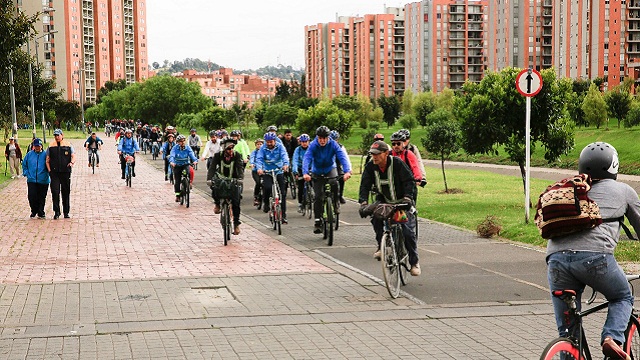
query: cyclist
188 128 202 159
546 142 640 360
249 138 264 206
256 132 289 224
207 138 244 235
117 129 140 179
202 130 221 170
364 133 385 165
160 133 176 181
164 125 177 142
302 126 352 234
281 129 298 162
398 129 426 181
329 130 351 204
148 126 161 144
358 140 420 276
84 132 104 167
390 131 426 190
230 130 250 167
292 134 310 213
169 134 198 202
266 125 283 145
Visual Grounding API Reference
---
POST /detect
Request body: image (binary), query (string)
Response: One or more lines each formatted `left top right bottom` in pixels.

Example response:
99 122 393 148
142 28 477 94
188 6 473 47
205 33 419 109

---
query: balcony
630 11 640 19
630 2 640 9
543 0 552 6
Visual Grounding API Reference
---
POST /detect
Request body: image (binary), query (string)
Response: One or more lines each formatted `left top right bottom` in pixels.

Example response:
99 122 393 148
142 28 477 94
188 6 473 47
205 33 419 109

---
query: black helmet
398 129 410 139
390 131 406 142
230 130 241 137
316 126 330 138
578 142 619 180
208 130 217 137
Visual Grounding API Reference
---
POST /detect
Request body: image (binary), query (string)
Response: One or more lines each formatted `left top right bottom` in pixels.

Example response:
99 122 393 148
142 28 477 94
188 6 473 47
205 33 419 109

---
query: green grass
343 159 640 263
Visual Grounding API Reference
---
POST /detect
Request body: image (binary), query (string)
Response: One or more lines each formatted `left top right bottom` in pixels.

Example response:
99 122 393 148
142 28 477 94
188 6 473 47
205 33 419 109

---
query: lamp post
34 30 58 143
8 54 18 138
27 39 37 139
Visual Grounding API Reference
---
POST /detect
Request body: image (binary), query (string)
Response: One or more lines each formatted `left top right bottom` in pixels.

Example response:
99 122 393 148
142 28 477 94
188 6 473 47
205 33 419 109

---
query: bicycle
190 146 200 170
211 177 238 246
265 170 283 235
301 180 314 219
151 141 160 160
88 148 98 174
313 174 339 246
285 171 296 199
178 164 193 208
123 153 135 187
540 274 640 360
142 138 149 154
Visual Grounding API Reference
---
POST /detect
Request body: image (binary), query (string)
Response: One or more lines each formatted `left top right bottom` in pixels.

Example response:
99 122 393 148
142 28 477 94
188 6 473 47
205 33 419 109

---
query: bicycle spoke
381 233 400 298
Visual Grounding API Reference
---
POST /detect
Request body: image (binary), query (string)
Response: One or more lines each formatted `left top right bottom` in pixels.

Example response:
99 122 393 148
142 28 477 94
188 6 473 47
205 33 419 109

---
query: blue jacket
292 145 308 175
117 136 140 155
255 142 289 174
161 141 175 160
249 149 259 172
302 137 351 176
22 149 50 184
169 144 198 166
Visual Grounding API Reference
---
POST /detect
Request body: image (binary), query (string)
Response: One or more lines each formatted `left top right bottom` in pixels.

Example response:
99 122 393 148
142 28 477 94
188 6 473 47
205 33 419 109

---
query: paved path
0 137 621 359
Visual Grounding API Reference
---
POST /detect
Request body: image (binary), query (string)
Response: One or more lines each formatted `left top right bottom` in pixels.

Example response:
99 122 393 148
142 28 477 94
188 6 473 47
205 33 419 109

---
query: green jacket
236 139 251 162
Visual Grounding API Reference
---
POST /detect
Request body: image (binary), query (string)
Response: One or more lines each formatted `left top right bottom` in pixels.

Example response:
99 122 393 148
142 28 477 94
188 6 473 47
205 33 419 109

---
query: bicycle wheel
381 232 400 298
185 181 190 208
325 196 334 246
539 338 580 360
289 176 297 199
91 154 95 174
396 226 410 286
269 199 276 230
625 315 640 358
305 187 313 219
180 179 186 206
221 202 230 246
275 204 282 235
126 165 132 187
334 201 340 231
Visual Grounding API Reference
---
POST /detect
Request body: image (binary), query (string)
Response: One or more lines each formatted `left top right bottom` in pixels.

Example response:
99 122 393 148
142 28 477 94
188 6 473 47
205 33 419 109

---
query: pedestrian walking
5 137 23 179
22 138 49 219
46 129 76 219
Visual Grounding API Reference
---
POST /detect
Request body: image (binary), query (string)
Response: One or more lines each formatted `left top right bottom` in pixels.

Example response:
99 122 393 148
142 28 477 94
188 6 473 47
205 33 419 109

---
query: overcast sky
147 0 407 70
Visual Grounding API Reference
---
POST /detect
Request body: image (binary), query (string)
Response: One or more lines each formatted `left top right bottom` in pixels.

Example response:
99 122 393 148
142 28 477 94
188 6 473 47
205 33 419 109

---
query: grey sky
147 0 406 70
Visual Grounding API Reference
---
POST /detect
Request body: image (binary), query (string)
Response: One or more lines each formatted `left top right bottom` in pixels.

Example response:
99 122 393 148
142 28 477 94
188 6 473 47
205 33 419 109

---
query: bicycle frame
265 170 282 234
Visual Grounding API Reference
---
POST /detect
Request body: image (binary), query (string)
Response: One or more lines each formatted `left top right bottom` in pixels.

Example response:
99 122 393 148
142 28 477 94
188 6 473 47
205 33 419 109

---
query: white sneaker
373 250 381 260
410 264 421 276
10 176 15 179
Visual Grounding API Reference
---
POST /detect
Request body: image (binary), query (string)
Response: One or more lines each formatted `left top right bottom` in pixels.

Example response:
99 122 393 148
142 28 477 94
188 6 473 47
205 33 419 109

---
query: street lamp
33 30 58 143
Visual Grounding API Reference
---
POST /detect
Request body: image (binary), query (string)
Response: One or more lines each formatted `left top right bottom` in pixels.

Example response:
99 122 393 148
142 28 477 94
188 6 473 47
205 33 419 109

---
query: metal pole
8 61 18 138
525 94 531 223
27 40 37 139
35 37 46 143
79 67 85 128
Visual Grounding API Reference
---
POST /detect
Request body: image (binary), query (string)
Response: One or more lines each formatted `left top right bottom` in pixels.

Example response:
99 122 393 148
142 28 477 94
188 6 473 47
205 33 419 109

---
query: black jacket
358 155 415 203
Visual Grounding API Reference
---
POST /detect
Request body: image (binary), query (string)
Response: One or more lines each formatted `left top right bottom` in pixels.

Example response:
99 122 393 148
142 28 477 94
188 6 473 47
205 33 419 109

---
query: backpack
535 174 633 239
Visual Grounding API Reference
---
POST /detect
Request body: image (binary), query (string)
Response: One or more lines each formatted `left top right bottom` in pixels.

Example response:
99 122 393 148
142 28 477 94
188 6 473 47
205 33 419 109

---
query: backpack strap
603 216 636 240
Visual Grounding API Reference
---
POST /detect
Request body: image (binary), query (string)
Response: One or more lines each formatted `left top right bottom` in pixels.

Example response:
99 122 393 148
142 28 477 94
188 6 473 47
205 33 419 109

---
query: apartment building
174 68 278 109
17 0 149 104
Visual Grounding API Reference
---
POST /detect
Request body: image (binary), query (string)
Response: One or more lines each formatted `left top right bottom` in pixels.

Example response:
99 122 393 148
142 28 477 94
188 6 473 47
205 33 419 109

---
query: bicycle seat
552 289 577 298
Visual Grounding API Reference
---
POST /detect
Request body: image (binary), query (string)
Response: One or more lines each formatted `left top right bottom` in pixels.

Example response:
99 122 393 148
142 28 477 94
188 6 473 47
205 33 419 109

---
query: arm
292 147 300 174
279 144 289 170
406 151 423 181
302 143 313 177
188 147 199 163
411 144 427 179
255 148 264 174
234 153 245 179
206 153 218 181
358 163 373 203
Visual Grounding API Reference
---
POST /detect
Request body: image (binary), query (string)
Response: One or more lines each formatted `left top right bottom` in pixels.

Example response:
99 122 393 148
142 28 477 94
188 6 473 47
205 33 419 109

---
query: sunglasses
391 142 403 146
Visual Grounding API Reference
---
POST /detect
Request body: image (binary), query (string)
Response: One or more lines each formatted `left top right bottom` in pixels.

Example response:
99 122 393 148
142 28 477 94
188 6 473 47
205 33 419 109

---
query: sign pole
525 95 531 223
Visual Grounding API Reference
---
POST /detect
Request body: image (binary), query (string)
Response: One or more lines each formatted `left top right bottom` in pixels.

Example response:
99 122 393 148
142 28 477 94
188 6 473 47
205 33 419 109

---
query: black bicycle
540 274 640 360
179 164 192 208
301 180 314 219
123 153 134 187
314 174 339 246
265 170 283 235
213 177 238 246
88 148 98 174
285 170 296 199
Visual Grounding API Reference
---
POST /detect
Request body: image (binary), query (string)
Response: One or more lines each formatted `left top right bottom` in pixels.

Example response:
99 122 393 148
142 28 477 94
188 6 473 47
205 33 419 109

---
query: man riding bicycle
117 129 140 179
292 134 310 213
207 138 244 235
188 128 202 160
169 135 198 202
256 132 289 224
358 140 421 276
302 126 352 234
249 138 264 206
84 132 103 167
202 130 221 170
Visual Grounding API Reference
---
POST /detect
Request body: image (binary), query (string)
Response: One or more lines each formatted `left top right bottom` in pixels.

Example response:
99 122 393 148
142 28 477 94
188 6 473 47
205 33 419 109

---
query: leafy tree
377 94 401 127
0 0 37 72
274 81 292 102
435 88 456 110
398 114 418 131
253 104 267 128
624 99 640 128
421 120 461 193
296 101 355 138
54 99 82 125
175 112 200 129
582 83 608 129
199 106 230 131
358 129 377 172
264 102 298 129
401 89 415 115
152 62 160 69
425 107 455 126
604 84 632 128
96 79 128 104
412 91 437 127
331 95 361 112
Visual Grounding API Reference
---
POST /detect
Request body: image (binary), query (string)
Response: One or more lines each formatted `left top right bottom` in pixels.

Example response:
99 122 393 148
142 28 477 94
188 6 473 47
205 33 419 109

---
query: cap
32 138 43 147
368 141 390 155
53 129 63 135
9 137 14 140
374 133 384 141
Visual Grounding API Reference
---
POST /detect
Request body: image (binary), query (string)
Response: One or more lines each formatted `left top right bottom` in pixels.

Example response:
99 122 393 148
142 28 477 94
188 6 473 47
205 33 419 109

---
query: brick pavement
0 136 597 359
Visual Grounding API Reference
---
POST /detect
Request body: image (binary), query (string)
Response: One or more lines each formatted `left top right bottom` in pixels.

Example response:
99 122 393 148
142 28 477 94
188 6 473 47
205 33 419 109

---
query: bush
476 215 502 238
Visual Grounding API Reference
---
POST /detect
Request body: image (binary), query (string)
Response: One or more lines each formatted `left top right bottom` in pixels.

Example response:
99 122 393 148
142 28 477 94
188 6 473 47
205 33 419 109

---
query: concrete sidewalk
0 137 608 359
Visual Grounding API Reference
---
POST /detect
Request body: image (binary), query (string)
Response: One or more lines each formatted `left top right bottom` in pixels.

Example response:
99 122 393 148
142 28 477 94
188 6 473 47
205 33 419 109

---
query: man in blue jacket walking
302 126 352 234
22 138 50 219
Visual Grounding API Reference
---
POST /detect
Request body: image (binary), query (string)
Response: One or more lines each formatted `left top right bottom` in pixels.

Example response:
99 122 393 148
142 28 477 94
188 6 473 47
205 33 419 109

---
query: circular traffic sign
515 69 543 97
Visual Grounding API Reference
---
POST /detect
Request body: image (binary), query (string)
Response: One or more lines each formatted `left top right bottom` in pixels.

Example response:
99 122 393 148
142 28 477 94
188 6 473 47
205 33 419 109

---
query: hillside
152 58 304 81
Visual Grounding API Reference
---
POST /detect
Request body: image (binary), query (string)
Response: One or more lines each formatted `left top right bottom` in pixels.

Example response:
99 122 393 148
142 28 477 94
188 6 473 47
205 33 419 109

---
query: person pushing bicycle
255 132 289 224
302 126 352 234
169 135 198 202
84 132 103 168
207 138 244 235
546 142 640 360
358 140 420 277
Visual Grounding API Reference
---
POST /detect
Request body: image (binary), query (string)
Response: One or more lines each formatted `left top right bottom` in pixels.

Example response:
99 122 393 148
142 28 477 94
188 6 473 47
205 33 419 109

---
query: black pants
164 158 170 177
28 182 49 216
296 177 305 203
120 154 135 177
252 171 261 200
173 164 190 194
312 169 338 220
214 184 241 226
262 172 286 217
50 171 71 216
88 148 100 165
372 213 419 266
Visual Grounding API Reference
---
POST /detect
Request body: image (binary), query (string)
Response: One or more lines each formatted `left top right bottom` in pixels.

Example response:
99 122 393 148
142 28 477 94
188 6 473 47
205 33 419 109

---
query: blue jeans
547 251 633 345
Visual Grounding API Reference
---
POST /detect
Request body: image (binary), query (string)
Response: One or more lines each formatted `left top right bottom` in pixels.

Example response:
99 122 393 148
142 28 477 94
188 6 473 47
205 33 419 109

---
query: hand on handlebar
343 172 351 182
257 169 264 175
303 174 311 182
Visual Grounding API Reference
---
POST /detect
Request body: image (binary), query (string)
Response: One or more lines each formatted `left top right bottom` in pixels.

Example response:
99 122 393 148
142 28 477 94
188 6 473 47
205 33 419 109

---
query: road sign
515 68 543 97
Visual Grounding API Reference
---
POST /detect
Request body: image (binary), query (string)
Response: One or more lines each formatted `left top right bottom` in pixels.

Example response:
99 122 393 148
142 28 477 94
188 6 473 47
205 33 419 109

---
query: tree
421 121 461 193
604 83 632 128
199 106 230 131
412 91 437 127
263 102 298 129
96 79 128 104
296 101 355 138
331 95 361 112
582 83 608 129
401 89 415 115
152 62 160 69
274 81 292 102
377 94 401 127
398 114 418 131
54 99 81 125
624 99 640 128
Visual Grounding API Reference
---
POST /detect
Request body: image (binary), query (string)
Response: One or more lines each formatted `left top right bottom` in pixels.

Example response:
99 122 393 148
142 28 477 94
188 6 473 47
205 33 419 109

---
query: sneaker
30 212 36 219
282 217 288 224
340 196 346 204
132 172 136 177
233 225 241 235
214 204 221 214
64 214 70 219
53 213 60 220
121 175 125 179
165 175 168 181
37 214 45 219
297 204 303 213
175 196 180 202
10 176 15 179
410 264 421 276
262 204 269 213
373 250 382 261
602 337 631 360
253 199 260 206
313 219 323 234
96 164 99 167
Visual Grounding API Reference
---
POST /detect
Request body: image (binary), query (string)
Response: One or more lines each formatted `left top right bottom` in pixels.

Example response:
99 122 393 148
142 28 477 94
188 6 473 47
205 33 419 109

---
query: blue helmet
264 132 278 141
329 130 340 140
299 134 310 142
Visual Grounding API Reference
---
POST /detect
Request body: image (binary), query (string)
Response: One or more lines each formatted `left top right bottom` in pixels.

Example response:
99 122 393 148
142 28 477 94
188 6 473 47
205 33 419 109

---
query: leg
277 173 287 218
297 178 305 203
37 183 48 216
173 165 184 194
547 252 586 339
232 185 241 226
312 177 325 220
120 154 126 178
49 172 61 216
8 157 17 176
95 150 100 165
402 213 419 266
60 172 71 216
27 182 38 215
261 174 273 212
371 217 384 250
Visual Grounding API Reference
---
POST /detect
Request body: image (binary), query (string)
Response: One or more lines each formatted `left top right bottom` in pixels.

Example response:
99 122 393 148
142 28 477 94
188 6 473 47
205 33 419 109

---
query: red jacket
392 149 422 181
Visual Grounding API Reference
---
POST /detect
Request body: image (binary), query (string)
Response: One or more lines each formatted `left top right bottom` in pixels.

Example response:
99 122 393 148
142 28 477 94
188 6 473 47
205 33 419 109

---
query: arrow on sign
526 73 533 93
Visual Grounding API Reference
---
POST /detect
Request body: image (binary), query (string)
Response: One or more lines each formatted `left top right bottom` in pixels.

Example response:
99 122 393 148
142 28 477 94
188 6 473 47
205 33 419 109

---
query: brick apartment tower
17 0 149 103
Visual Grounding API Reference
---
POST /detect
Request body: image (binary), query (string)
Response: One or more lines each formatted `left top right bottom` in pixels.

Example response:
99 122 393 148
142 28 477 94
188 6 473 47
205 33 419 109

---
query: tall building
17 0 149 104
